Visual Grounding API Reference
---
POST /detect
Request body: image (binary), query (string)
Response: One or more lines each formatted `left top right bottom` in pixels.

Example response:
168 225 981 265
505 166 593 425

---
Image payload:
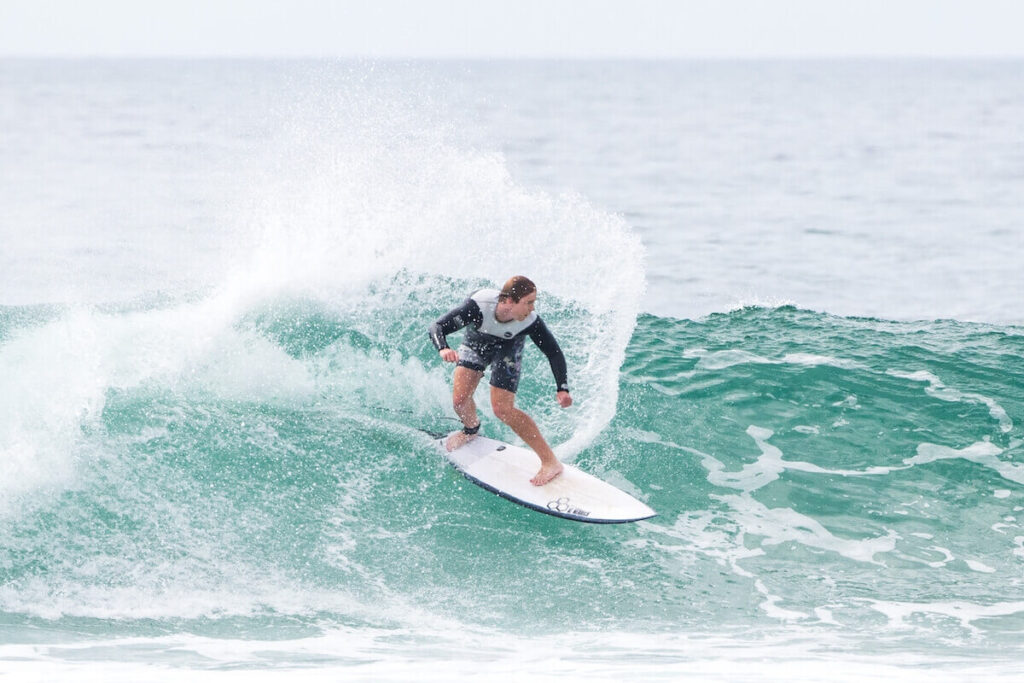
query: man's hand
556 390 572 408
439 348 458 363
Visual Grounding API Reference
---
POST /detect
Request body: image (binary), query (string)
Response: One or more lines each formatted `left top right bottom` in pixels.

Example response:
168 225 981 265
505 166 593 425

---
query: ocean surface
2 59 1023 681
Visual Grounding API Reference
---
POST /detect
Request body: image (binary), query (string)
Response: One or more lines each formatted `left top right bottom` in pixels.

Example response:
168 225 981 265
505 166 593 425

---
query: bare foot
445 431 477 452
530 461 564 486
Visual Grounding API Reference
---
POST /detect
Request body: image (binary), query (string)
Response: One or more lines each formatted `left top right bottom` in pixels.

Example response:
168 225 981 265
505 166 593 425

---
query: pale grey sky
2 0 1022 59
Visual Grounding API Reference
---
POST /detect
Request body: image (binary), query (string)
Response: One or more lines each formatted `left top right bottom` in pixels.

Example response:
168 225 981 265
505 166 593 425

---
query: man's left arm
528 318 571 405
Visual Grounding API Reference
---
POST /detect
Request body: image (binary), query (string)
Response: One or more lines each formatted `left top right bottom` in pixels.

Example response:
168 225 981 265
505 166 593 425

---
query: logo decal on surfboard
547 497 591 517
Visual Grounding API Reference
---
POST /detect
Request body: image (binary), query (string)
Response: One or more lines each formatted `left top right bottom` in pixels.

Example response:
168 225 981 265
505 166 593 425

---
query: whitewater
1 59 1023 681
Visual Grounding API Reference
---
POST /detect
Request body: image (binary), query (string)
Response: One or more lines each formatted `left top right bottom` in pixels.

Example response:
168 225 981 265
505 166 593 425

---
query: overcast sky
2 0 1023 59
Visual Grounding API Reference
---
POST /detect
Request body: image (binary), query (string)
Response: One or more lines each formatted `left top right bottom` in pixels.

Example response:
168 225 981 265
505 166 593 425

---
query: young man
428 276 572 486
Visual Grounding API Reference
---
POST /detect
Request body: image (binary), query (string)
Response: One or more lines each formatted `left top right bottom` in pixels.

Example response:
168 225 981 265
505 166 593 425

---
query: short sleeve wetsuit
428 289 569 394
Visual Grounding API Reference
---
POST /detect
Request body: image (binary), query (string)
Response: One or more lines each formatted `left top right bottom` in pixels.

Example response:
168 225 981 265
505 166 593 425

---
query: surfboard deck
435 433 656 524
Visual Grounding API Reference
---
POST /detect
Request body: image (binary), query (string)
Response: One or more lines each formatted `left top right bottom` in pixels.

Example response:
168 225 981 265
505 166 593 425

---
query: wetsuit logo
504 332 513 338
547 497 591 517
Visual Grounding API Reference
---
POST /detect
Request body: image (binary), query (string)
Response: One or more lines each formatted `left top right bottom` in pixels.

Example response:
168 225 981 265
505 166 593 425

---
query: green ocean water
2 291 1023 674
3 57 1024 679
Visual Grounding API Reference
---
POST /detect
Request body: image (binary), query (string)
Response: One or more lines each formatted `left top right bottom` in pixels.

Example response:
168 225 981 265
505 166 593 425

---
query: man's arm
527 318 569 393
428 298 482 352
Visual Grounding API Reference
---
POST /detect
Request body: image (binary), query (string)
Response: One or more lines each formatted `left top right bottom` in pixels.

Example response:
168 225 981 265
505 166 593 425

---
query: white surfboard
436 433 656 524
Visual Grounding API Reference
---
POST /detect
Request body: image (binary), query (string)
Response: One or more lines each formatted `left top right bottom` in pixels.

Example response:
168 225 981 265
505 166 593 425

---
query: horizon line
4 53 1024 61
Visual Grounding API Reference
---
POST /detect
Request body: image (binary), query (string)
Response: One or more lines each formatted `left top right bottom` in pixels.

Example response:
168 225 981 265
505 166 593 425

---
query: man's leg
445 365 484 451
490 386 563 486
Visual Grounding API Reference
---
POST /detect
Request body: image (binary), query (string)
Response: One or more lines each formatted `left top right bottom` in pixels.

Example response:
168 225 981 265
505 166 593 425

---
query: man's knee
491 400 518 423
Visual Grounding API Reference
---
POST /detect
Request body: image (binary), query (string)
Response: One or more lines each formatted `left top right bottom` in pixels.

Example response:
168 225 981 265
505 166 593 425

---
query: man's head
499 276 538 321
499 275 536 303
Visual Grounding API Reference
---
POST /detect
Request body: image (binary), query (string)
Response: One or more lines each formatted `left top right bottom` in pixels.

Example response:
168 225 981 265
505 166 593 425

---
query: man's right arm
428 298 482 351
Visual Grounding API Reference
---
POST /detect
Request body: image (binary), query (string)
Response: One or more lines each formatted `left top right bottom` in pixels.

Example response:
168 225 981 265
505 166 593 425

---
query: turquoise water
2 59 1024 680
3 294 1023 678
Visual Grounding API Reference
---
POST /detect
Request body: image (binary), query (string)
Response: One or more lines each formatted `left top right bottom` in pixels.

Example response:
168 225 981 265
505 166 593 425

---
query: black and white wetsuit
429 289 569 394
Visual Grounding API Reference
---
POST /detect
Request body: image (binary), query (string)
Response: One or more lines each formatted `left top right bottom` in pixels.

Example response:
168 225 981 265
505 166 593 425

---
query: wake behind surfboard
433 433 656 524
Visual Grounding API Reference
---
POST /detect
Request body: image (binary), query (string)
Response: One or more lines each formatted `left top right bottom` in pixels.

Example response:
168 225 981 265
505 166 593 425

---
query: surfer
429 276 572 486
